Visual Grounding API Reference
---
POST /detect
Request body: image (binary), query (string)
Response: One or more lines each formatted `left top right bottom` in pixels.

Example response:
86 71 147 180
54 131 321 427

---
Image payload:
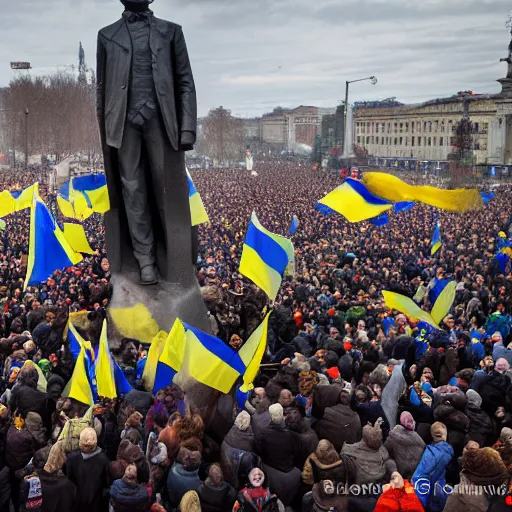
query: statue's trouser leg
118 121 155 270
142 114 195 286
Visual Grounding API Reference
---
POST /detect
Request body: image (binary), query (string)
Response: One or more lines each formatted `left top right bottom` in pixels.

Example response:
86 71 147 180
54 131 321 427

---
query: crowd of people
0 162 510 511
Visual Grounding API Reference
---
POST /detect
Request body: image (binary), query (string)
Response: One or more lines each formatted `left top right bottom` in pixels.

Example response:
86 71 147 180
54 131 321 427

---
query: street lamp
343 76 378 155
24 108 29 169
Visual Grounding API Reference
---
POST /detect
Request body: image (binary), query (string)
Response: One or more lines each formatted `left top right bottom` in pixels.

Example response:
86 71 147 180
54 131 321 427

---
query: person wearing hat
66 428 111 512
412 422 453 512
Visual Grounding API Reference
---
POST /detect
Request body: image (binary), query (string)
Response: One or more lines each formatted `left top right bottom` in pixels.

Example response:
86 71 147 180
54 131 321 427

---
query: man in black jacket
96 0 197 286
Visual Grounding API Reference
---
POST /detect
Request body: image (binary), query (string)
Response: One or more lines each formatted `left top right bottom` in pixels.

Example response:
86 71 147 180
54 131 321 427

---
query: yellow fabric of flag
95 320 116 399
382 290 439 329
142 330 168 392
63 223 94 254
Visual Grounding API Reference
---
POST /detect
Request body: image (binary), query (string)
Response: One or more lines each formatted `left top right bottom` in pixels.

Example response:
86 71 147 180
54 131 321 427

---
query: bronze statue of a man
96 0 197 286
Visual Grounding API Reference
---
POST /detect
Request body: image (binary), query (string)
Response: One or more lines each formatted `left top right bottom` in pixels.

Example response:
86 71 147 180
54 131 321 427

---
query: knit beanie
315 439 340 465
362 424 382 450
269 403 284 424
462 448 507 486
123 464 138 485
234 411 251 431
466 389 482 408
399 411 415 431
431 422 447 443
79 427 98 453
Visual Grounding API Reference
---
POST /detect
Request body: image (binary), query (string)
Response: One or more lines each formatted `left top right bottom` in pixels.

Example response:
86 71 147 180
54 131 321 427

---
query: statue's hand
180 131 195 151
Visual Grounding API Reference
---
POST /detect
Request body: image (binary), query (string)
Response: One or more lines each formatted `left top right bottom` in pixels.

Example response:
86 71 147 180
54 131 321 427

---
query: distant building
243 118 261 141
261 112 288 149
321 105 345 153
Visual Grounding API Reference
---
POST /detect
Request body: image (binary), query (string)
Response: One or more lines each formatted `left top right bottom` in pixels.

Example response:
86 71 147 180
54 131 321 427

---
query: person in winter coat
341 423 397 485
474 359 511 418
412 422 454 512
313 390 361 451
285 406 318 469
110 464 151 512
220 411 260 491
197 463 236 512
66 427 111 512
374 471 424 512
493 427 512 470
5 412 45 471
19 446 77 512
233 467 284 512
255 404 302 507
166 446 202 509
384 412 426 479
465 389 495 447
302 439 347 487
443 447 508 512
433 388 470 456
9 365 53 431
110 433 150 483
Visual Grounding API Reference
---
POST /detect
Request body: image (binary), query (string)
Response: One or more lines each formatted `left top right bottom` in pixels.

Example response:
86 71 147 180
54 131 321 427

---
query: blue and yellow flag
65 346 94 406
0 183 39 218
142 330 168 392
370 213 389 227
181 324 246 394
317 178 393 223
394 201 415 213
238 312 271 393
431 219 442 256
186 169 209 226
430 280 457 325
68 321 95 362
383 290 439 329
0 190 16 218
153 319 187 392
60 174 110 214
95 320 117 399
25 192 83 289
239 212 295 301
362 172 483 212
63 223 94 254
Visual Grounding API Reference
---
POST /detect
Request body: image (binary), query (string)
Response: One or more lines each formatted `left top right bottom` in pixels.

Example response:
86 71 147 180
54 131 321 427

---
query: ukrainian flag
289 215 299 235
64 346 94 406
181 324 246 394
94 320 117 399
238 312 271 393
0 190 15 218
431 220 442 256
63 223 94 254
186 169 209 226
317 178 393 223
239 212 295 301
153 319 186 392
142 330 167 392
382 290 439 329
62 174 110 214
25 192 83 289
430 280 457 325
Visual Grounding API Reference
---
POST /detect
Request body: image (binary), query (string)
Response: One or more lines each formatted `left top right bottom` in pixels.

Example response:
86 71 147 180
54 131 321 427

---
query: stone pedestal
107 269 211 349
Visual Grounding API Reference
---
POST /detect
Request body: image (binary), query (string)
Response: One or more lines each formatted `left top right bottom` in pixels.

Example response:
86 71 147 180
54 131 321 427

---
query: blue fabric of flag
183 323 246 375
244 220 289 277
289 215 299 235
394 201 415 213
370 213 389 226
480 191 496 205
345 178 392 206
315 203 336 216
428 278 453 306
114 361 134 395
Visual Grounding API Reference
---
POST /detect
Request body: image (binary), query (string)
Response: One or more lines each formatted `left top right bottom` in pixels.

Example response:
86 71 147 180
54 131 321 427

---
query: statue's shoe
140 265 158 285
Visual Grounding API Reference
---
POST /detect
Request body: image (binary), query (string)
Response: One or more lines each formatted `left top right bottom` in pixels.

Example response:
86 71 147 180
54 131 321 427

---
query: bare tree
202 106 244 166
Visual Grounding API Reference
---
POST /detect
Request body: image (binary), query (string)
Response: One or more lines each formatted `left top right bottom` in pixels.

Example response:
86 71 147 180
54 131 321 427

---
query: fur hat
269 403 284 424
431 422 447 443
500 427 512 444
462 448 507 486
79 427 98 453
466 389 482 408
362 424 382 450
234 411 251 431
315 439 340 465
177 447 201 471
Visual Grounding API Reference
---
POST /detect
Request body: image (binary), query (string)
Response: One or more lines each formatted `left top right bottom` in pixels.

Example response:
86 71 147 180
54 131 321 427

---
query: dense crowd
0 162 510 511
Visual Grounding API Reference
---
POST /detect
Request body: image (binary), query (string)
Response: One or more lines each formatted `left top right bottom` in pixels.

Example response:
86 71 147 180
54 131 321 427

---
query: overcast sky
1 0 511 117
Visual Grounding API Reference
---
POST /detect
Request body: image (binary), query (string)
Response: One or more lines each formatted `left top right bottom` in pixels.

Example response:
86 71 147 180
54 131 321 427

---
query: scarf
25 474 43 509
122 9 153 24
240 486 274 512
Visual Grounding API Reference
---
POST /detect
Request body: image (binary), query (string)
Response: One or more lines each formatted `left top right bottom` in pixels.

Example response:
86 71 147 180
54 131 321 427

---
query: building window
411 121 415 132
423 121 427 131
371 136 374 144
399 137 403 145
412 137 415 146
400 123 403 133
474 122 479 133
441 120 445 132
405 137 408 146
394 137 398 145
366 136 370 144
440 137 443 146
424 137 427 146
418 137 422 146
387 123 391 133
475 141 480 150
382 123 385 133
394 123 398 133
376 124 379 133
428 121 432 132
357 136 361 144
434 120 439 132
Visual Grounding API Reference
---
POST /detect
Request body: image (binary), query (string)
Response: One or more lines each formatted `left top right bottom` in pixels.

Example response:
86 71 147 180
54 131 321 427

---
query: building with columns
352 32 512 166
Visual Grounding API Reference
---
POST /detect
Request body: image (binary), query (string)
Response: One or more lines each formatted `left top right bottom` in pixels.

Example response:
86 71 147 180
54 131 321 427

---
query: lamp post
24 108 29 169
343 76 377 155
